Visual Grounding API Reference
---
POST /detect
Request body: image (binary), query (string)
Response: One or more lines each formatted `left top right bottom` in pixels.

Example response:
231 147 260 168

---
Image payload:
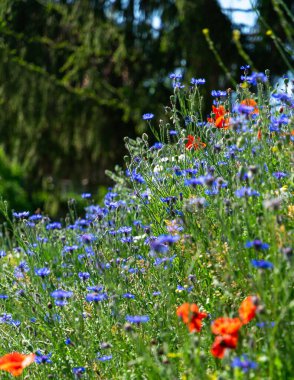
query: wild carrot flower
239 296 259 324
176 303 207 332
0 352 35 377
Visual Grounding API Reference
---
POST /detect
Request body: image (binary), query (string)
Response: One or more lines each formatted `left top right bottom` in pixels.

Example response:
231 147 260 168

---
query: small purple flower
251 259 273 269
142 113 154 120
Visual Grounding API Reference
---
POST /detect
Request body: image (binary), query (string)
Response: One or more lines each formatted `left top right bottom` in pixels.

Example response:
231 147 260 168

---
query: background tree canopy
0 0 293 215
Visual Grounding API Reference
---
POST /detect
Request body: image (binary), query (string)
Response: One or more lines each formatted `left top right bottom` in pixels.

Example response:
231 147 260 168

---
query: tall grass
0 69 293 379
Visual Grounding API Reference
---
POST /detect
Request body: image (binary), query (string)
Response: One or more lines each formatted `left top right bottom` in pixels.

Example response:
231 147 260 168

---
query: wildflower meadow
0 68 293 379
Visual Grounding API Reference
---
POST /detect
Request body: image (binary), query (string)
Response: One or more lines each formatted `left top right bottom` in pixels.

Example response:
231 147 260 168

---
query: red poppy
0 352 35 377
211 317 242 336
207 105 230 129
240 98 259 114
177 302 207 332
185 135 206 150
239 296 259 324
211 334 238 359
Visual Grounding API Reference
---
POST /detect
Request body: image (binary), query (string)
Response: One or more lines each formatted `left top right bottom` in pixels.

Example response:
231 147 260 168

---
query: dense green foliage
0 71 293 379
0 0 292 216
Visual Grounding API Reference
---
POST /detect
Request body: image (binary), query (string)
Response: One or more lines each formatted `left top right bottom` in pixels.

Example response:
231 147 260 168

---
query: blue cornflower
35 351 52 364
51 289 73 306
35 267 51 278
191 78 206 85
0 313 20 326
126 315 149 324
123 293 135 299
240 65 250 70
245 240 269 250
86 293 108 302
241 72 267 85
211 90 227 97
169 130 178 135
81 193 91 199
117 226 132 235
29 214 43 221
78 272 90 281
231 355 257 372
142 113 154 120
87 285 103 292
235 187 260 197
97 355 113 362
150 142 163 150
14 261 30 278
251 259 273 269
235 103 255 114
73 367 86 376
173 81 185 89
46 222 62 230
256 321 275 328
272 92 294 107
177 285 193 293
0 250 6 258
272 172 287 180
79 233 96 244
152 291 161 296
63 245 79 253
184 177 205 187
0 294 8 299
13 211 30 219
169 72 183 80
65 338 72 345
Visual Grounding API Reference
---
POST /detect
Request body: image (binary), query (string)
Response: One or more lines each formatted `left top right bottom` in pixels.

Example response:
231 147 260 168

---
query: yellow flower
266 30 273 36
167 352 182 358
232 29 241 41
202 28 209 36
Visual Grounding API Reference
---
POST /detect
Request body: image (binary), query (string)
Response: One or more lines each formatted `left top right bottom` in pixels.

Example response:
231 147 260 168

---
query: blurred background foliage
0 0 293 216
